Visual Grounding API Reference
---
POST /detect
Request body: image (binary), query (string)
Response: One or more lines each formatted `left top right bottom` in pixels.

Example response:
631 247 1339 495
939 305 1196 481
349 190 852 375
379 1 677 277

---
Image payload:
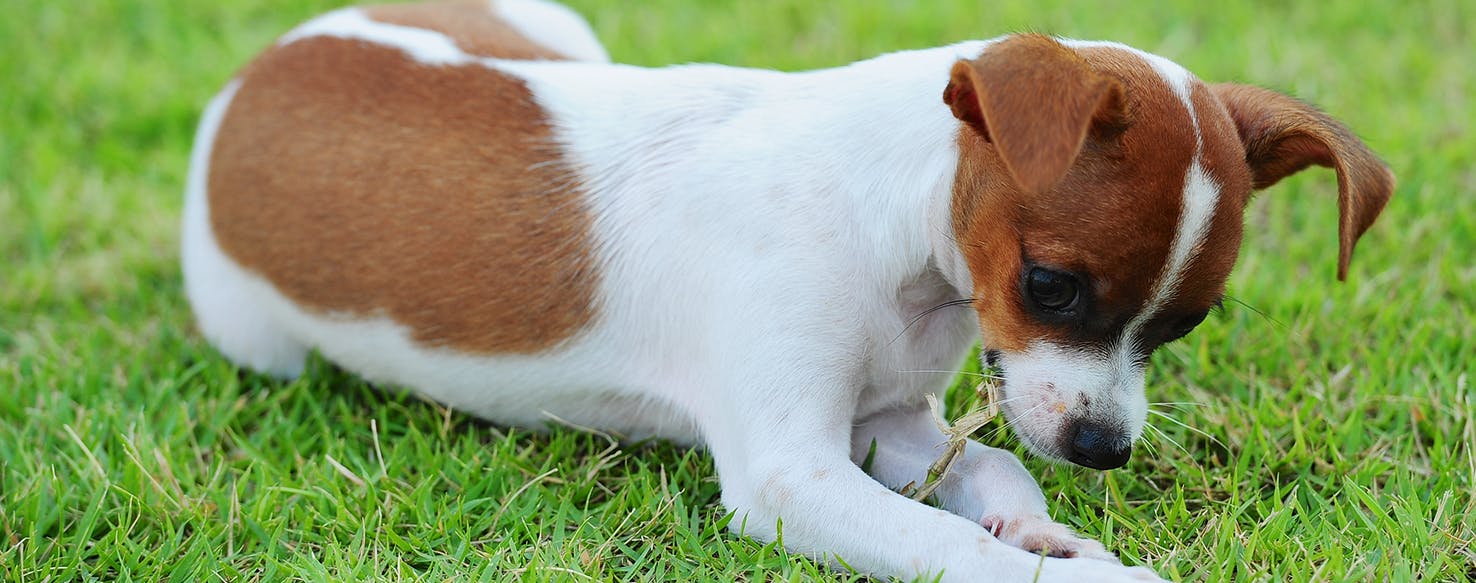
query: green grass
2 0 1472 581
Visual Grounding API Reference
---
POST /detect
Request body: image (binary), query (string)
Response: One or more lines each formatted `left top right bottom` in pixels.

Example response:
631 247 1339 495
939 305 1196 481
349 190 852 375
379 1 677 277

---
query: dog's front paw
980 514 1118 563
1042 560 1166 582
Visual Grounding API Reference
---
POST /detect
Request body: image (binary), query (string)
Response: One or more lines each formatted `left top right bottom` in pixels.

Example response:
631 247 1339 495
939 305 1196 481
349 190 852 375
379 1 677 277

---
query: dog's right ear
944 34 1125 195
1209 83 1395 281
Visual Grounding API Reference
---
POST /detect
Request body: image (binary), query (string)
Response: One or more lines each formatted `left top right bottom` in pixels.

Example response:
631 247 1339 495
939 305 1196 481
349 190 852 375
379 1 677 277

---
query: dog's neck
507 41 993 297
780 42 991 294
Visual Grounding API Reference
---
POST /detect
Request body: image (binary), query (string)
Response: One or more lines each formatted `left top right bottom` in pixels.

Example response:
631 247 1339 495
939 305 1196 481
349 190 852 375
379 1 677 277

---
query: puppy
183 1 1393 580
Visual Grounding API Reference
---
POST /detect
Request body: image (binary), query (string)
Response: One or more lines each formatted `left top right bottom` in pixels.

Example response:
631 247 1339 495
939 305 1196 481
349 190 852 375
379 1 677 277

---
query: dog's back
183 1 607 378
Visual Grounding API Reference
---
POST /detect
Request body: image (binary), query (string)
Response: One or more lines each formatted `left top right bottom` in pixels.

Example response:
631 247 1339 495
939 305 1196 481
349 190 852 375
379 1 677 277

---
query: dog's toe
980 514 1121 564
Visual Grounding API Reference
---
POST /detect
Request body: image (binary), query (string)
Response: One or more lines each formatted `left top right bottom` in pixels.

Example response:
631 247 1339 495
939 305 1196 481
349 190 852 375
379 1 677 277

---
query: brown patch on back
364 1 567 60
948 40 1205 352
209 34 598 354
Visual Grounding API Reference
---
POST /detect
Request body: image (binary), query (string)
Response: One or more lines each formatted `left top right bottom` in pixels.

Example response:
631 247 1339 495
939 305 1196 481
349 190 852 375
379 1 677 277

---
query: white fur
184 6 1179 581
495 0 610 62
1135 162 1218 328
279 8 469 65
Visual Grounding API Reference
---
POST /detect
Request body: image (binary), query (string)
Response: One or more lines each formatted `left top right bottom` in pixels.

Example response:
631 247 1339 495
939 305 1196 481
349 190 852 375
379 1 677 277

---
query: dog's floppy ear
1210 84 1395 280
943 34 1125 195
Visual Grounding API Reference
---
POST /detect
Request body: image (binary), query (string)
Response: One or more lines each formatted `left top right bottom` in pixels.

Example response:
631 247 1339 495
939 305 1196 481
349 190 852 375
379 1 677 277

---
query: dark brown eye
1026 267 1079 312
1166 312 1209 342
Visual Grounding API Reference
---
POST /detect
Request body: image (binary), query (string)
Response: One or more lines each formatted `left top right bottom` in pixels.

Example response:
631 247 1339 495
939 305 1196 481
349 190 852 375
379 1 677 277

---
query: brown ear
942 34 1125 195
1210 84 1395 280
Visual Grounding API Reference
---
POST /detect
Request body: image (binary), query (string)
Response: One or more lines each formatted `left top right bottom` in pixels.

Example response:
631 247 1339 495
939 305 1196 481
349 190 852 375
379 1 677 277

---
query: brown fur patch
1208 83 1394 280
1160 84 1252 318
943 34 1126 196
948 40 1207 352
1102 82 1254 349
208 32 598 354
364 1 567 60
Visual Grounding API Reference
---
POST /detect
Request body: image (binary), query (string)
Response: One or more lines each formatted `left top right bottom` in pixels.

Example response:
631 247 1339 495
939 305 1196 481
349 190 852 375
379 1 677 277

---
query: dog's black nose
1067 421 1131 470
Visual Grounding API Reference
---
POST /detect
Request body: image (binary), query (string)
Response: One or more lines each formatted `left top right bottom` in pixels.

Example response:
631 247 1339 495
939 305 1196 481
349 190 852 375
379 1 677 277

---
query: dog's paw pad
980 514 1120 563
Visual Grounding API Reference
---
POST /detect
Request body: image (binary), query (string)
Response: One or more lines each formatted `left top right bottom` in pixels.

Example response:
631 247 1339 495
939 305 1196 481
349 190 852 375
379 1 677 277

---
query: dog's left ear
1210 84 1395 280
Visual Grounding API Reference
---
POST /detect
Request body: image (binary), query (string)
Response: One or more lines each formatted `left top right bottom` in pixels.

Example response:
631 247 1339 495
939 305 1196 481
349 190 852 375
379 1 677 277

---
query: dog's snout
1066 421 1131 470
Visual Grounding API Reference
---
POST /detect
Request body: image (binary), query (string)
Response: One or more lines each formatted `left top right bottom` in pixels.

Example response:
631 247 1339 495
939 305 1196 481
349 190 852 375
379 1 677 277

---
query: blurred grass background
1 0 1472 581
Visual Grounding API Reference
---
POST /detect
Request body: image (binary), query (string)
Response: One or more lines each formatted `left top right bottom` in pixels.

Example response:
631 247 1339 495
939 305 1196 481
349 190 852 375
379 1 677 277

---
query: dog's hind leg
181 82 308 378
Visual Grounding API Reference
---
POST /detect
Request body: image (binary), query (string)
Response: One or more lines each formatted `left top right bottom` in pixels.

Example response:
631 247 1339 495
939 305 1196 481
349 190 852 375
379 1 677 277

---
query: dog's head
942 35 1393 469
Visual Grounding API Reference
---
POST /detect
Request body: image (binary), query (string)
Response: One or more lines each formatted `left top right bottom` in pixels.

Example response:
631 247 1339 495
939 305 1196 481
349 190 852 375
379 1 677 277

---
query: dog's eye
1026 267 1080 312
1165 312 1209 342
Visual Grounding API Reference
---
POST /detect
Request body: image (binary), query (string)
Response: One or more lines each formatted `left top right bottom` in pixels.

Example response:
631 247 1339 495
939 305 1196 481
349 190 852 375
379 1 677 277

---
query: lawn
2 0 1473 581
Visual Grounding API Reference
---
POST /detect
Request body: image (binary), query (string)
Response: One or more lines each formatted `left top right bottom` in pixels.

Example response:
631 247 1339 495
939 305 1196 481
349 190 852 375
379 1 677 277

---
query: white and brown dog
183 1 1393 580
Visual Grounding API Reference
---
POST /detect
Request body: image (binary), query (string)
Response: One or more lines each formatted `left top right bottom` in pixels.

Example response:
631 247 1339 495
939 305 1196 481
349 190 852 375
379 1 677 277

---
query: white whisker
980 395 1030 407
978 423 1014 444
979 401 1050 443
1148 409 1225 449
1149 401 1207 409
893 368 1005 380
1136 428 1161 456
1141 421 1186 456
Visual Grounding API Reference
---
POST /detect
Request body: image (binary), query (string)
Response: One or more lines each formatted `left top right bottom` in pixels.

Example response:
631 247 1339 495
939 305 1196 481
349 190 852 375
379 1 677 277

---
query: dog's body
184 1 1392 580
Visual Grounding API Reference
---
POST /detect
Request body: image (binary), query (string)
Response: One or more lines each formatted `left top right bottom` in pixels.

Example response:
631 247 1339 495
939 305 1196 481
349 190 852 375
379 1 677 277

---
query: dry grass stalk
904 377 1002 502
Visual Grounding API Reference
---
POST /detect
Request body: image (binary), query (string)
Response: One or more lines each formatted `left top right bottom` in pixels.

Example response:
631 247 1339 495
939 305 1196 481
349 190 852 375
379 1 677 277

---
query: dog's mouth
982 349 1061 461
998 393 1137 470
984 348 1138 470
993 385 1073 464
999 394 1134 469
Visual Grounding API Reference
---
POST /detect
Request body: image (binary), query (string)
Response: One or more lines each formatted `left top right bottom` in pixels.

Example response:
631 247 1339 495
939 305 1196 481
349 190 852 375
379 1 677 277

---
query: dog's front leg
699 358 1161 581
851 403 1126 563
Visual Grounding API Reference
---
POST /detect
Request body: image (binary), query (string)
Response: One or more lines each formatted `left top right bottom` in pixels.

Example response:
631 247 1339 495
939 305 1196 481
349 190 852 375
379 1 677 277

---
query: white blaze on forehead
1115 48 1222 355
1129 162 1219 335
1049 41 1229 384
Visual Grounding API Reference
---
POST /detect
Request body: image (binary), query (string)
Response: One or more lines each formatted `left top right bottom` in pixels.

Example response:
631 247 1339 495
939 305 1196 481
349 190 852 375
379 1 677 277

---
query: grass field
2 0 1473 581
